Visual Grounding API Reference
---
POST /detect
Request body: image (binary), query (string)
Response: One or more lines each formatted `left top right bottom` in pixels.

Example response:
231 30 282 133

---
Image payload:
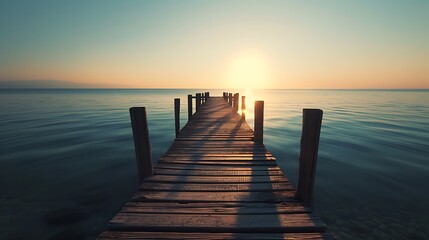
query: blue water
0 89 428 239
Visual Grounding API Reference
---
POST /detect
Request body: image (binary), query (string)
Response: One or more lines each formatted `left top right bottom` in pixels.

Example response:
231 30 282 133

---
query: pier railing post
196 93 201 111
234 93 239 112
187 94 192 120
174 98 180 137
254 101 264 145
228 93 233 107
296 109 323 209
129 107 153 183
241 96 246 120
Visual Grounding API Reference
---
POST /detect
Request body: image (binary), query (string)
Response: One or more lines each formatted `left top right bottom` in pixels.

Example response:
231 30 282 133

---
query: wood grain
99 96 333 239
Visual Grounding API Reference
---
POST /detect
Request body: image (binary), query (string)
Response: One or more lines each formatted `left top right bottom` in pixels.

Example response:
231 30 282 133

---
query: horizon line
1 87 428 90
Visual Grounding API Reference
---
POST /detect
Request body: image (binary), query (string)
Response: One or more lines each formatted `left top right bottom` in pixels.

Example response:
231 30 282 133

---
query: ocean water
0 89 428 239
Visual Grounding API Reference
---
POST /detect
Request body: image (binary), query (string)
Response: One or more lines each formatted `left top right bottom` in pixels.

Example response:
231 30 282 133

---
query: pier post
196 93 201 111
206 92 210 99
254 101 264 145
202 92 205 104
228 93 233 107
296 109 323 209
174 98 180 137
187 94 192 120
129 107 153 183
241 96 246 120
234 93 239 112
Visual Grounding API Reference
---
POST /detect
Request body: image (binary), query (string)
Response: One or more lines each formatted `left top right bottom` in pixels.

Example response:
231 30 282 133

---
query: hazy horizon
1 1 428 89
1 79 428 90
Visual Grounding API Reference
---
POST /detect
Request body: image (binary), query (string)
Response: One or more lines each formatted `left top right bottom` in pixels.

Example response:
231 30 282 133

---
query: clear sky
0 0 428 89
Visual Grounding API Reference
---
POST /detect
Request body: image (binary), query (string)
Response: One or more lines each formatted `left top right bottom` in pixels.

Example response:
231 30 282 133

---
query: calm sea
0 89 428 239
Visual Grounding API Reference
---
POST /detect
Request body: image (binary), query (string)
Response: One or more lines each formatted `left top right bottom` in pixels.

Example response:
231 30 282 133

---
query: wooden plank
167 148 269 152
144 175 289 183
170 143 261 147
138 182 294 192
120 202 310 214
157 160 277 166
131 190 297 203
108 213 325 233
153 168 285 176
161 155 275 160
98 232 336 240
155 163 280 169
163 153 274 157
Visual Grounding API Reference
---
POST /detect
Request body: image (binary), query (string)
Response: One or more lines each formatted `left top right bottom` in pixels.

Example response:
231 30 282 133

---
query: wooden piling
234 93 239 112
296 109 323 209
187 94 192 120
241 96 246 120
129 107 153 183
254 101 264 145
228 93 233 107
174 98 180 137
196 93 201 111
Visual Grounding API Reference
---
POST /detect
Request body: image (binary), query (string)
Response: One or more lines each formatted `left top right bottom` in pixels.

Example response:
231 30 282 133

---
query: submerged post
196 93 201 111
187 94 192 120
254 101 264 145
228 93 233 107
129 107 153 183
241 96 246 120
174 98 180 137
296 109 323 209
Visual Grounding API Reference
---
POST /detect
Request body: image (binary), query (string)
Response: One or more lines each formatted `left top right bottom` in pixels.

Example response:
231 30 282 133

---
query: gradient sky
0 0 428 89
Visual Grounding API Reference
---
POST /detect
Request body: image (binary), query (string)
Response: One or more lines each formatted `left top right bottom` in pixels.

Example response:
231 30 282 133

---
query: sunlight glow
226 53 272 89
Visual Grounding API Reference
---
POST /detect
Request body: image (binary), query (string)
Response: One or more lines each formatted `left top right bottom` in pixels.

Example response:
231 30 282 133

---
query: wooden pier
98 92 335 239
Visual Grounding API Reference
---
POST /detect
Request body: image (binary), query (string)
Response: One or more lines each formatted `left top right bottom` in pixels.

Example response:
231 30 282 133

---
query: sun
226 53 272 89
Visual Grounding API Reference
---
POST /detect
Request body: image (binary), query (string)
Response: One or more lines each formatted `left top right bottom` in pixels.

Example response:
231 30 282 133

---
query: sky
0 0 428 89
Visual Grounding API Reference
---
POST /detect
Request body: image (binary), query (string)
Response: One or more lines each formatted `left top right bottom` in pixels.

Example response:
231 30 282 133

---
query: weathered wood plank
153 168 285 176
144 175 289 183
108 213 325 233
157 160 277 165
155 163 280 169
131 190 297 203
98 232 336 240
163 153 274 157
120 202 310 214
138 182 294 192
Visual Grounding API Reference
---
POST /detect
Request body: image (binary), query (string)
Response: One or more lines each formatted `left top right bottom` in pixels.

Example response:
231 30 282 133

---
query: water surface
0 89 428 239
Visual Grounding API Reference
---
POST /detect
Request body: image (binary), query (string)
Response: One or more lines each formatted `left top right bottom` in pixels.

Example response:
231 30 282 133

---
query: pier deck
98 96 334 239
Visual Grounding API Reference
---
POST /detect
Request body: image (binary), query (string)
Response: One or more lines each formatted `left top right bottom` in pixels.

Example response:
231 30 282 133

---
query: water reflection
0 89 428 239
